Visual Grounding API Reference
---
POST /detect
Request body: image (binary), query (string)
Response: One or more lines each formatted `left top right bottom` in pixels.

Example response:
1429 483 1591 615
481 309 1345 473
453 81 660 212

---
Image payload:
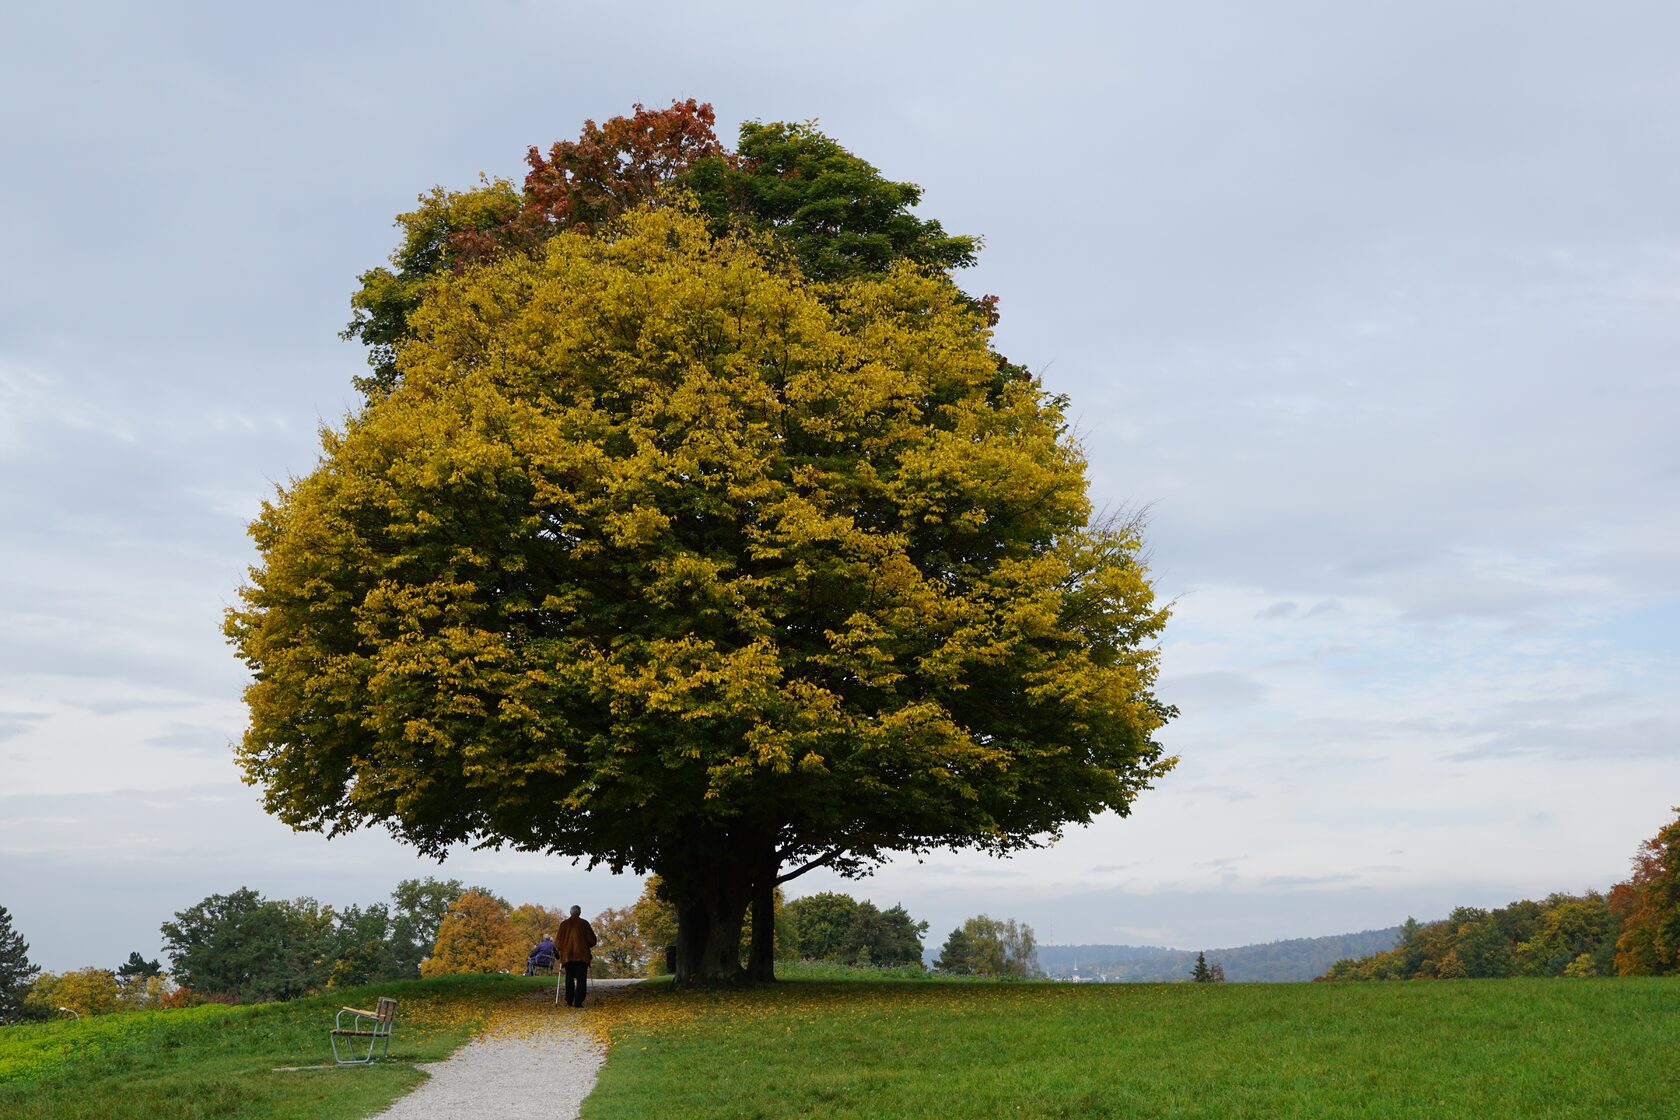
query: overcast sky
3 1 1677 972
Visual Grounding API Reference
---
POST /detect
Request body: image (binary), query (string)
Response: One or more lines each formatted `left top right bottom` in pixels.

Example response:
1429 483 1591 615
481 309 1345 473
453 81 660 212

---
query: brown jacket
556 915 597 964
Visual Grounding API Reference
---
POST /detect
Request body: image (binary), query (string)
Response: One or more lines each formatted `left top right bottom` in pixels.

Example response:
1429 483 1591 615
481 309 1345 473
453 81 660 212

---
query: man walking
556 905 598 1008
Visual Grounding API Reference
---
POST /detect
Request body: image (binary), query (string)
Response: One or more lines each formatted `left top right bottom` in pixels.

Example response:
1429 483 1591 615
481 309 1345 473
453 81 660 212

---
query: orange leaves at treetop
523 99 725 231
448 99 725 268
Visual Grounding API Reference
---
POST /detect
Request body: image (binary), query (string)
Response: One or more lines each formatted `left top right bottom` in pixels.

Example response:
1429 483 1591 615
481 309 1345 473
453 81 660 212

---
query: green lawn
4 974 1675 1119
0 973 537 1120
581 976 1680 1119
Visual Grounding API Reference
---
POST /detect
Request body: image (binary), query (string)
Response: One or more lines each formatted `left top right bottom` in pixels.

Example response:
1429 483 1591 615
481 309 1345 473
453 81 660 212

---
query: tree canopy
160 888 335 1002
782 892 927 966
343 101 978 396
25 968 121 1018
232 107 1173 985
421 890 522 976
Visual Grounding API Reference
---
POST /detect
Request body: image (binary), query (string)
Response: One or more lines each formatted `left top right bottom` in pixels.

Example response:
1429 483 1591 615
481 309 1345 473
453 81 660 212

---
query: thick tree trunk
746 882 776 982
669 842 755 987
674 898 742 986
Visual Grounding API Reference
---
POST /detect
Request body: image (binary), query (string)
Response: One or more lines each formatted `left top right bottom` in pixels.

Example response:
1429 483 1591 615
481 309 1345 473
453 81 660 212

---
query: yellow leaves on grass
445 975 1100 1054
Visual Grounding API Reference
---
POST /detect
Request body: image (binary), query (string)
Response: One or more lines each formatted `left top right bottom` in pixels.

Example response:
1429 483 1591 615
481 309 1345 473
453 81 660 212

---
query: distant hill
1036 926 1406 983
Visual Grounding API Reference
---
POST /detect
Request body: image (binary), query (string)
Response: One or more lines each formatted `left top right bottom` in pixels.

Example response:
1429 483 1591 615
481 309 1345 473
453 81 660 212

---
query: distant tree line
1 879 962 1019
630 879 931 972
1322 808 1680 980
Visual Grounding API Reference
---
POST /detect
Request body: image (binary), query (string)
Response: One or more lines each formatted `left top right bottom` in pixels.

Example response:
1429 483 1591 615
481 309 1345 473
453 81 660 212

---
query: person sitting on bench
524 933 558 976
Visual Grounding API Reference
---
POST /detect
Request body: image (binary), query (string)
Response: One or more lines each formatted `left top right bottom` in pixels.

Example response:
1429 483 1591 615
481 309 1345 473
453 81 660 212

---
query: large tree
231 136 1171 988
420 890 521 976
160 888 335 1002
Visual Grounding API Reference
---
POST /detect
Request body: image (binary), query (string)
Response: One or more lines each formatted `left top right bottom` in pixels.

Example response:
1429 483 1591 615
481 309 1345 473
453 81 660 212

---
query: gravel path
371 979 638 1120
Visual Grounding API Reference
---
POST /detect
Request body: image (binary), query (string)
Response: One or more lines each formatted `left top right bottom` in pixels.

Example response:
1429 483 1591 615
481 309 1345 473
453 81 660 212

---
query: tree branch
773 847 845 886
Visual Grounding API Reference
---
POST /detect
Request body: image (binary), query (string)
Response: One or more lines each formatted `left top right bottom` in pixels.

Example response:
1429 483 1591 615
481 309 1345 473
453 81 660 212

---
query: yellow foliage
229 201 1172 980
591 906 648 978
633 878 678 976
1563 953 1599 978
25 968 121 1017
423 890 524 976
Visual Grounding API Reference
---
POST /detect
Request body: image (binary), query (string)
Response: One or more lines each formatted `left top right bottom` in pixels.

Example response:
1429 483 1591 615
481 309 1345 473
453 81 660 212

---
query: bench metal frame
330 996 396 1065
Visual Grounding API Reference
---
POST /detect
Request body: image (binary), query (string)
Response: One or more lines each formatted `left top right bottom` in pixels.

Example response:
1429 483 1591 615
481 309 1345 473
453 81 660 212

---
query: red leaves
442 100 727 272
522 99 727 232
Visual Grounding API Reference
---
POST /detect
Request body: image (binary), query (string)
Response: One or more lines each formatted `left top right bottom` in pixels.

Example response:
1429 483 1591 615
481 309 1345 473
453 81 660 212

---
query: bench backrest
376 997 397 1024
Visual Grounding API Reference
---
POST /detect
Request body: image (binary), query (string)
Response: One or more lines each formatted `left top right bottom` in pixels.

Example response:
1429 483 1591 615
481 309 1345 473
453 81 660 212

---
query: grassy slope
0 974 538 1120
581 976 1680 1120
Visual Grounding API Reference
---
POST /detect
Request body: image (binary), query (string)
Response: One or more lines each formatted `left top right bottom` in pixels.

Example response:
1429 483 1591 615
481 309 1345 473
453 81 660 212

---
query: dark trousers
563 961 590 1006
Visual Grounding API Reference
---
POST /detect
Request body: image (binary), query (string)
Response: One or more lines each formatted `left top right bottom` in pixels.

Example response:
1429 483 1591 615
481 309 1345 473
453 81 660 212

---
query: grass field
0 973 523 1120
3 973 1675 1119
580 976 1680 1119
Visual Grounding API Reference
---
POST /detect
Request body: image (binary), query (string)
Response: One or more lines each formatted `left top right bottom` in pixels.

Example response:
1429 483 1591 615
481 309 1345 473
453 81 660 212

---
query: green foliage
933 925 971 974
160 888 336 1002
782 892 928 967
1563 953 1599 978
114 953 160 983
324 903 406 987
233 198 1172 983
935 915 1042 977
773 960 942 981
1324 811 1680 983
154 877 469 1002
699 120 978 282
389 876 467 979
0 906 38 1023
782 893 859 961
1190 951 1212 982
1320 893 1622 981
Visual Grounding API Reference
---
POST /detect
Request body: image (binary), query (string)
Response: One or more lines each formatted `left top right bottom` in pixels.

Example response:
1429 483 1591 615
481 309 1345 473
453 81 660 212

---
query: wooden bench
330 996 396 1065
